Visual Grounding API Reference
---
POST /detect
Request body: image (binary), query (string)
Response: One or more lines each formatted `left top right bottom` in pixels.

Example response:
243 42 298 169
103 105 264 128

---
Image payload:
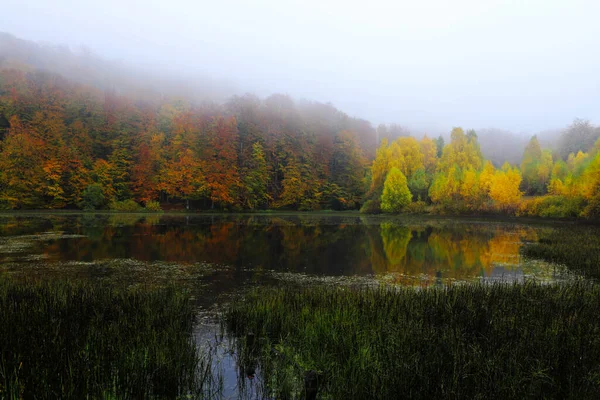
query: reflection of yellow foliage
374 223 537 285
381 223 412 268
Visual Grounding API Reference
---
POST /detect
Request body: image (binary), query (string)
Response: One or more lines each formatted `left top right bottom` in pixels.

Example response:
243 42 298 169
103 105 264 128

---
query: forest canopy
0 33 598 217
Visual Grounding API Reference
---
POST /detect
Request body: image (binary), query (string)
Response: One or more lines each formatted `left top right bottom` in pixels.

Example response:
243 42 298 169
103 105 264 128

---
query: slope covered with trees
363 125 600 218
0 67 376 211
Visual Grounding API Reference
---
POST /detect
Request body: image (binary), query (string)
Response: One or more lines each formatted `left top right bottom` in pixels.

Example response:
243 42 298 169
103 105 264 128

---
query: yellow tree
536 150 554 192
420 135 438 174
580 154 600 217
381 167 412 213
479 161 496 196
438 128 483 173
278 160 308 209
391 137 424 179
460 167 482 210
429 165 461 205
579 154 600 200
489 164 522 210
568 151 590 177
369 138 395 196
548 159 569 196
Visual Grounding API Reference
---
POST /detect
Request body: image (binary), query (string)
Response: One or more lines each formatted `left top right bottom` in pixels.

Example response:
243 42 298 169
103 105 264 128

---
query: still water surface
0 213 565 286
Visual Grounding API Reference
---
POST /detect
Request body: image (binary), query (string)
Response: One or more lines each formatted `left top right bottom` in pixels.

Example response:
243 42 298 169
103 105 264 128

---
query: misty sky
2 0 599 133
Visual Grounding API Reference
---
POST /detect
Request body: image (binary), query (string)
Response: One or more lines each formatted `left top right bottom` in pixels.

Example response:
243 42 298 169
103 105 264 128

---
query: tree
330 130 365 204
242 142 270 209
132 143 158 204
381 167 412 213
203 116 240 208
408 168 429 201
368 137 393 198
420 135 438 174
580 154 600 217
438 128 482 172
278 160 307 209
108 138 132 201
91 159 115 201
557 119 600 159
0 116 46 208
390 137 424 179
489 164 522 210
163 148 207 208
519 136 552 195
81 184 105 210
429 165 461 206
520 135 543 194
460 167 482 210
434 136 445 158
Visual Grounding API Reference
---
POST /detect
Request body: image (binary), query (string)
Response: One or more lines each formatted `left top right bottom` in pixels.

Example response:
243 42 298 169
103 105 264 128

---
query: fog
2 0 599 134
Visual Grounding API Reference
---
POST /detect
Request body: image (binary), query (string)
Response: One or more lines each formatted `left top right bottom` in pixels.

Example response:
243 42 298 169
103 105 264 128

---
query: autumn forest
0 63 599 217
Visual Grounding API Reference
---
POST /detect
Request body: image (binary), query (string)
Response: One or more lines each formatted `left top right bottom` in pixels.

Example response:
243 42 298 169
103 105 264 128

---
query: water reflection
0 213 560 285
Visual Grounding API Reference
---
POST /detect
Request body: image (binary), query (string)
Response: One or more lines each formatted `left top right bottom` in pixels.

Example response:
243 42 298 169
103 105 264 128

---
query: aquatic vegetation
226 283 600 399
0 280 219 398
522 225 600 279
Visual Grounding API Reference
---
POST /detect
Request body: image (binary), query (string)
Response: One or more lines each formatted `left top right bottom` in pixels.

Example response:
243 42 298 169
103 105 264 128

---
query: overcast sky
2 0 599 133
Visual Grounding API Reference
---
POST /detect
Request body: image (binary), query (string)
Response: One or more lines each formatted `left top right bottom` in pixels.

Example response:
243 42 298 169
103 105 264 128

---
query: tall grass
226 283 600 399
522 226 600 279
0 280 215 398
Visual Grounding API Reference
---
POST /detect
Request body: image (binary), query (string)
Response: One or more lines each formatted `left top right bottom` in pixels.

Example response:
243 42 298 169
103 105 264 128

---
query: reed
0 279 215 398
226 283 600 399
522 226 600 279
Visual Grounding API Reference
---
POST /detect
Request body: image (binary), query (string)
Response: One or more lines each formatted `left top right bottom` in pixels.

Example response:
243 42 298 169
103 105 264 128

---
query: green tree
242 142 270 209
435 135 445 158
520 135 543 194
330 130 365 204
381 167 412 213
108 138 132 201
81 184 105 210
408 168 429 201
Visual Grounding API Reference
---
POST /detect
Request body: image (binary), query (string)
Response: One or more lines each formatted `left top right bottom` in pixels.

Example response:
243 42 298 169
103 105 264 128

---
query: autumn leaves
365 128 524 214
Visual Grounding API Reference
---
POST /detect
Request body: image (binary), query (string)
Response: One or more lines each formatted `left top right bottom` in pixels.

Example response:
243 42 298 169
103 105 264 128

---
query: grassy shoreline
0 280 216 399
522 226 600 279
226 283 600 399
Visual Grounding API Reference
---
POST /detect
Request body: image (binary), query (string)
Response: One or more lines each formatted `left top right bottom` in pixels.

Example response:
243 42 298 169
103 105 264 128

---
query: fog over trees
0 0 599 217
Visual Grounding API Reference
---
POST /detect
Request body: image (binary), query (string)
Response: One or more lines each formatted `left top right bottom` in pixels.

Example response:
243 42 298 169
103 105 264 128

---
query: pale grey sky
2 0 599 133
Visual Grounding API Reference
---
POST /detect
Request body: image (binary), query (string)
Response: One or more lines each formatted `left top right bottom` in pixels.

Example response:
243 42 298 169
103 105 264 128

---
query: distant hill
0 32 238 104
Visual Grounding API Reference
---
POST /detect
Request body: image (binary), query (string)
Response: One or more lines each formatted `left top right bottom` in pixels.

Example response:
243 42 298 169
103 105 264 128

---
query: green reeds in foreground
226 283 600 399
0 280 213 399
522 226 600 279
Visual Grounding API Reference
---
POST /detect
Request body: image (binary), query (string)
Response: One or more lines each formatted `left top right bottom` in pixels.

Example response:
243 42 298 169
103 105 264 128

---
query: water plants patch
522 226 600 279
0 279 218 398
226 283 600 399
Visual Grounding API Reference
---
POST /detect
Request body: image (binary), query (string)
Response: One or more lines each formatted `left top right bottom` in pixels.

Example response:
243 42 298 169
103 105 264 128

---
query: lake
0 213 574 397
0 213 567 287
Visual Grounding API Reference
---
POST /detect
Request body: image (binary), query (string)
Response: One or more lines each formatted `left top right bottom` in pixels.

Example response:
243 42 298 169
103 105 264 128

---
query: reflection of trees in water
373 223 538 284
381 223 412 268
4 215 540 281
